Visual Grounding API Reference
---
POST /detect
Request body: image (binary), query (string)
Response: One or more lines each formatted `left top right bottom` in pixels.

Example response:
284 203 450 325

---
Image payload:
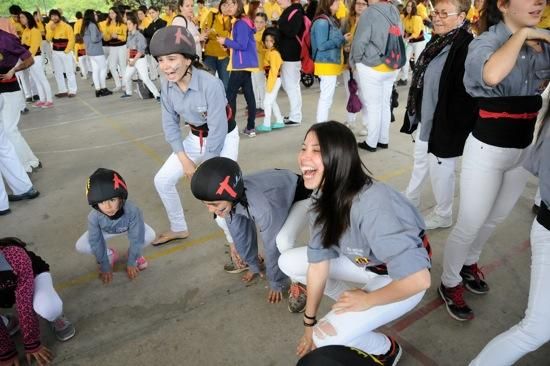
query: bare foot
152 230 189 246
241 270 263 282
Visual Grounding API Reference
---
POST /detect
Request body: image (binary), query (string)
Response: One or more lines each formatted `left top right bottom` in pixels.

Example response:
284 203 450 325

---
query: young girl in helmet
149 26 240 251
75 168 156 284
190 157 311 304
0 237 75 366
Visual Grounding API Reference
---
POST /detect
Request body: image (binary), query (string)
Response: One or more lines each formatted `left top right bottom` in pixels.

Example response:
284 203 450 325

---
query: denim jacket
311 15 345 64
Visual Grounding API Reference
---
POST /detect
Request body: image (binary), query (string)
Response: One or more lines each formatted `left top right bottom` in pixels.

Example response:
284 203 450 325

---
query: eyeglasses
431 10 459 19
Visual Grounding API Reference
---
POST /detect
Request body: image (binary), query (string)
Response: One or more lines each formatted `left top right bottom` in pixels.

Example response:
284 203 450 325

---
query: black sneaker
396 79 408 87
25 97 33 103
358 141 377 152
32 95 40 101
8 188 40 202
284 119 301 127
0 208 11 216
460 263 489 295
377 143 389 149
372 336 402 366
100 88 113 96
438 283 474 321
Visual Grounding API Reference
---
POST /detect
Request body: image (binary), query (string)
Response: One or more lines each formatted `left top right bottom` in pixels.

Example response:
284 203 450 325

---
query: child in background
76 168 155 284
0 237 75 366
251 12 268 118
256 27 285 132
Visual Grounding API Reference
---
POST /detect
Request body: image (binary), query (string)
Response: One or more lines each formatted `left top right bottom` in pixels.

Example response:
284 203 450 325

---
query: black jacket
278 3 305 62
401 29 477 158
143 18 168 45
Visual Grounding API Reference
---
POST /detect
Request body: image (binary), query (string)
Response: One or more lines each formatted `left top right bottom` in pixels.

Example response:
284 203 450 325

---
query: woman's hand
296 327 316 357
332 288 371 314
126 266 139 280
524 27 550 43
267 289 283 303
344 32 352 42
100 271 113 284
177 152 196 179
111 33 118 39
26 346 53 366
0 68 15 81
216 36 226 45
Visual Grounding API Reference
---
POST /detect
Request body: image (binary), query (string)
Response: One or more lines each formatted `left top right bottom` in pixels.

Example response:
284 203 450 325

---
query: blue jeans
227 70 256 130
203 56 230 92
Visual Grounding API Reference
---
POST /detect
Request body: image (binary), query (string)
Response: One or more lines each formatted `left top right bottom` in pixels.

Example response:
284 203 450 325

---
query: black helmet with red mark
191 158 244 202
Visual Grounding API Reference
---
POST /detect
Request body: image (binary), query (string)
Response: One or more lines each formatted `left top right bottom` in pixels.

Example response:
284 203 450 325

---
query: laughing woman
278 121 431 365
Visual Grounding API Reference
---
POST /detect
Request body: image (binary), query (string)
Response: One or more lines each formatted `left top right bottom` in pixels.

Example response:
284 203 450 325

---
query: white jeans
398 40 426 81
316 75 337 123
405 124 456 218
29 55 53 103
32 273 64 322
281 61 302 122
262 78 283 127
16 70 32 98
356 64 397 148
1 91 39 172
107 45 128 88
275 198 311 254
75 223 156 257
251 71 265 109
89 55 108 90
0 94 33 211
441 134 530 288
124 58 160 98
146 54 159 81
78 54 91 78
52 50 77 94
278 247 426 354
154 128 240 233
470 220 550 366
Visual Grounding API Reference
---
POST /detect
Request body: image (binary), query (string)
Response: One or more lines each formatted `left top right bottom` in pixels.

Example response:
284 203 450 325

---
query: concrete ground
2 74 547 366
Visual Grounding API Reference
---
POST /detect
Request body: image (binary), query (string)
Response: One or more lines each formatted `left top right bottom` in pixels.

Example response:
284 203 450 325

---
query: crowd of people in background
1 0 549 365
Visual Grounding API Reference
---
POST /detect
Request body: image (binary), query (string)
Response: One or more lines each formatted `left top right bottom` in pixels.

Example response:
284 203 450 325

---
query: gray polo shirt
126 30 147 54
419 45 450 142
307 182 431 280
464 21 550 98
83 23 104 57
161 67 228 160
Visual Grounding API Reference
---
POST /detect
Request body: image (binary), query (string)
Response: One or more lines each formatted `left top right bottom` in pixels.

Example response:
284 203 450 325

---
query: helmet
86 168 128 206
149 25 197 59
191 158 244 202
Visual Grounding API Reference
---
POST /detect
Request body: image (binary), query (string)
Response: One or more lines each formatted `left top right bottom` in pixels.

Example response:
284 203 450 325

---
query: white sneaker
358 129 368 136
424 211 452 230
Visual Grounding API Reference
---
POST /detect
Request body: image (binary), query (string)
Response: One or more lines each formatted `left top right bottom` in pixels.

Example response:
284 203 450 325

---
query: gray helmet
150 25 197 59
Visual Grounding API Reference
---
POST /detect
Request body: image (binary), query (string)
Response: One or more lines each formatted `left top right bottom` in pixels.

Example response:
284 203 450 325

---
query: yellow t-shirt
401 14 424 39
197 6 210 29
139 16 151 30
46 20 75 53
264 48 283 92
21 28 42 56
263 1 282 21
161 13 176 25
203 11 231 59
255 28 266 70
335 1 348 21
416 3 429 21
9 17 23 37
537 5 550 30
103 21 128 44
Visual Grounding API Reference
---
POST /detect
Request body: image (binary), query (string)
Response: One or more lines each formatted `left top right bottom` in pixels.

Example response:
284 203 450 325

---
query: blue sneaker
256 125 272 133
120 93 132 98
272 122 285 129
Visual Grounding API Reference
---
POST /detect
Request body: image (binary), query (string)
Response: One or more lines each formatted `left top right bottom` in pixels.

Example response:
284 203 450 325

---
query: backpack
371 6 406 70
288 8 314 74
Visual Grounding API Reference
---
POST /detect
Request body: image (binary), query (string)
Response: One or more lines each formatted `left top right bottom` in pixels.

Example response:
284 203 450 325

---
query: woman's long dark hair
81 9 97 38
107 6 123 26
0 237 27 248
404 0 418 17
262 26 281 52
20 11 37 29
307 121 373 248
478 0 505 34
315 0 339 25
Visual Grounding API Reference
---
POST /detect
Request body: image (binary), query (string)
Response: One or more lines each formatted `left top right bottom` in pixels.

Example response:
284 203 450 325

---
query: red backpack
288 9 313 74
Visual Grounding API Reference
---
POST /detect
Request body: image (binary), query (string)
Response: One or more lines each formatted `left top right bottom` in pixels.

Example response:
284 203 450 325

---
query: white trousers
29 55 53 103
441 134 529 288
276 198 311 254
89 55 108 90
0 94 33 211
124 58 160 98
398 40 426 81
470 220 550 366
107 45 128 88
278 247 425 354
154 128 240 233
40 41 54 76
281 61 302 122
1 91 39 172
75 223 156 257
146 54 159 81
33 272 63 322
52 50 77 94
251 71 265 109
404 124 456 218
262 78 283 127
16 70 32 99
356 64 397 148
78 54 91 78
316 75 337 123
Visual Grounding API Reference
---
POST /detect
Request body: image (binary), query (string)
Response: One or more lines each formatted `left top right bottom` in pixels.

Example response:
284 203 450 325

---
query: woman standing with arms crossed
438 0 550 322
150 26 239 247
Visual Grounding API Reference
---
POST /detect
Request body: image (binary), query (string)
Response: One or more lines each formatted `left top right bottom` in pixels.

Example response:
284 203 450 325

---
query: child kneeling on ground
0 237 75 365
76 168 155 284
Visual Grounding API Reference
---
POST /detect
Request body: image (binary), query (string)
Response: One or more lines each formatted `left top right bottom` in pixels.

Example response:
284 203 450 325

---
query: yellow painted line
375 167 411 182
56 231 225 292
76 97 164 165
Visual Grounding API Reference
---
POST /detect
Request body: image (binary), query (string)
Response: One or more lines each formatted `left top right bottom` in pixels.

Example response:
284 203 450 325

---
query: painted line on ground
382 326 439 366
35 133 164 154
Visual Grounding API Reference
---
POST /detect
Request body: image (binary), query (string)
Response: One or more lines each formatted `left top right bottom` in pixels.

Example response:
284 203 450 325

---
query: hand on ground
26 346 53 366
100 271 113 284
127 266 139 280
267 289 283 303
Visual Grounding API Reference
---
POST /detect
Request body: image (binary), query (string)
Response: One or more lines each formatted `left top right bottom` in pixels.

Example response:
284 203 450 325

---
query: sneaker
358 141 377 152
32 95 39 101
108 247 119 268
25 97 33 103
242 128 256 137
8 187 40 202
460 263 489 295
32 101 45 108
55 92 68 98
100 88 113 96
41 102 54 109
424 211 452 230
136 256 148 270
223 260 249 274
50 315 76 342
21 107 30 114
67 93 76 98
0 208 11 216
377 142 389 149
358 129 368 136
438 283 474 321
156 96 161 103
372 336 402 366
256 125 272 133
288 282 307 313
284 120 301 127
396 79 408 87
120 93 132 98
272 122 285 129
2 314 20 336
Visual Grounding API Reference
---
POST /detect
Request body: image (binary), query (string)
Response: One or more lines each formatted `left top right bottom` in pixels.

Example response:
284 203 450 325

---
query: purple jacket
223 17 258 70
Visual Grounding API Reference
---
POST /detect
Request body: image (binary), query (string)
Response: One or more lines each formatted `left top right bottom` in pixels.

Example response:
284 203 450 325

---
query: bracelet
303 319 317 327
303 313 316 320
